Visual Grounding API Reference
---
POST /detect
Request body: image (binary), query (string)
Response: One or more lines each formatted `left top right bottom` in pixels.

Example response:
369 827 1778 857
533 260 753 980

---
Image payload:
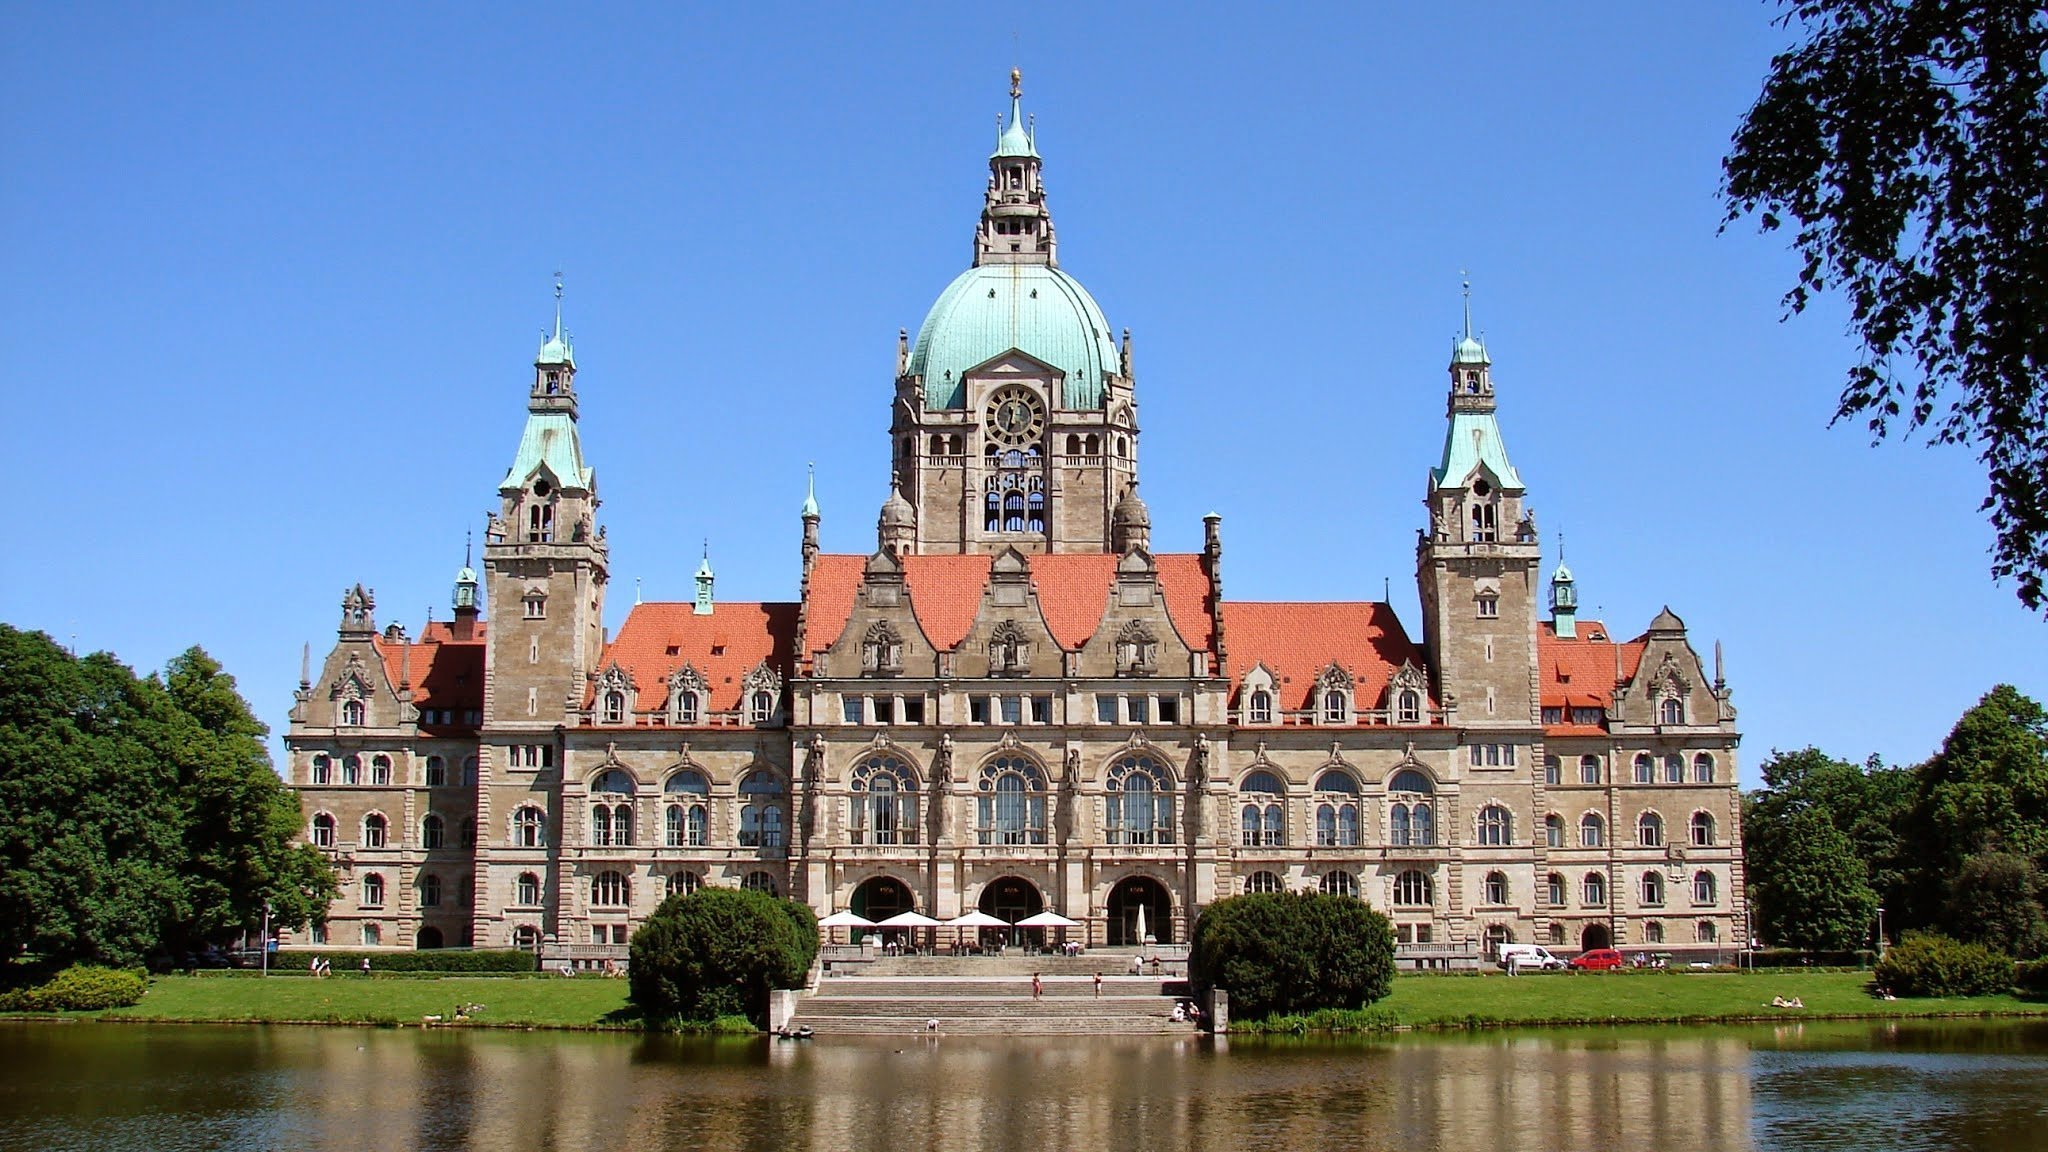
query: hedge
276 949 536 974
0 965 148 1011
1872 932 2013 997
629 888 817 1028
1189 891 1396 1022
2015 958 2048 995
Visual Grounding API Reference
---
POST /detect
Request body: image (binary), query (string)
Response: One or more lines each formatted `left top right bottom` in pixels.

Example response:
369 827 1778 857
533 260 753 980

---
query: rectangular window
1570 706 1605 725
1469 745 1483 767
592 927 607 946
1485 744 1502 767
969 695 991 724
904 697 925 725
875 697 896 725
1158 697 1181 724
842 697 862 724
999 696 1022 725
1126 695 1149 724
1580 757 1601 785
1541 707 1563 725
1543 757 1561 786
1097 696 1117 725
1029 696 1052 724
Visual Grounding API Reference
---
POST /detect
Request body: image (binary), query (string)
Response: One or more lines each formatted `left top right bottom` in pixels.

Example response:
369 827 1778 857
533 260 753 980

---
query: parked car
1569 948 1625 971
1496 944 1567 971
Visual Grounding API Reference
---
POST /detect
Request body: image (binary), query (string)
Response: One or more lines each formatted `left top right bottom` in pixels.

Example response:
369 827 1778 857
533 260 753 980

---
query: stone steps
790 953 1197 1037
790 1015 1196 1036
801 997 1175 1018
847 955 1185 978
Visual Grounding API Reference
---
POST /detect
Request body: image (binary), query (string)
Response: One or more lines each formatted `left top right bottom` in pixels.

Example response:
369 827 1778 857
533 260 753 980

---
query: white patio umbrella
945 910 1008 928
876 909 943 954
818 910 877 928
1016 911 1079 928
1135 903 1149 947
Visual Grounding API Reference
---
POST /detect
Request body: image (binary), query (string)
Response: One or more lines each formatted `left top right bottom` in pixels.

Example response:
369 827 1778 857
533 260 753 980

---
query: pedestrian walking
1032 973 1043 1000
1093 972 1103 998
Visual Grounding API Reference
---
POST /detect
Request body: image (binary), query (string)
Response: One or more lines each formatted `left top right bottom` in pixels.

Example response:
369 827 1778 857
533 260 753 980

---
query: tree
1747 747 1918 926
1723 1 2048 611
628 887 817 1027
1946 851 2048 958
0 626 334 968
1748 806 1880 951
1188 892 1395 1021
1915 684 2048 875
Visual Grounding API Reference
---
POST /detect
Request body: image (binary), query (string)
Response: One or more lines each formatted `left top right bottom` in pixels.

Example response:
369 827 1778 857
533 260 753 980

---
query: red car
1569 948 1625 971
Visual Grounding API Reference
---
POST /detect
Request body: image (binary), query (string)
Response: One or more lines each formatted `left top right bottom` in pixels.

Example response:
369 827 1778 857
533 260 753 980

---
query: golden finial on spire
1011 68 1022 99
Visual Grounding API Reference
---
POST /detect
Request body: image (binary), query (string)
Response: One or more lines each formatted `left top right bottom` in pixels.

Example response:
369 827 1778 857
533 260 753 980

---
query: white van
1496 944 1566 971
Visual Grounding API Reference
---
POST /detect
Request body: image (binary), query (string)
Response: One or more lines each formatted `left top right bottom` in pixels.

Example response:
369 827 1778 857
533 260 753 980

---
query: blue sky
4 3 2042 781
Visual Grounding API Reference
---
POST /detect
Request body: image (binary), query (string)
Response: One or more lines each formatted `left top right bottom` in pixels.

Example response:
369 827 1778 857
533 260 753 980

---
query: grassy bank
1241 969 2048 1033
93 974 636 1029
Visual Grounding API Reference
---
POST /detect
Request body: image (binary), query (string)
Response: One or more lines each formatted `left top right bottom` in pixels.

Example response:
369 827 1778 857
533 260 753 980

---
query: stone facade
283 77 1744 962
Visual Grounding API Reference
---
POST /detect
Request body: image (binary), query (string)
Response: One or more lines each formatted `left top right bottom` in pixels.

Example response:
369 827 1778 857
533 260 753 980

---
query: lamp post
1876 906 1886 958
261 901 273 977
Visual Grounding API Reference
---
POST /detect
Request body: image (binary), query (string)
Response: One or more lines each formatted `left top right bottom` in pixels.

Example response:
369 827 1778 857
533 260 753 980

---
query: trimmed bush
0 965 147 1011
1189 892 1395 1022
628 888 817 1029
275 950 536 974
1872 932 2013 997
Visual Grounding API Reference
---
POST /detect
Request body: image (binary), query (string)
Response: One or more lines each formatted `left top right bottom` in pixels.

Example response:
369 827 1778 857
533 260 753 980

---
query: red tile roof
593 601 798 717
1219 602 1430 723
373 622 488 721
1538 619 1645 714
802 552 1217 657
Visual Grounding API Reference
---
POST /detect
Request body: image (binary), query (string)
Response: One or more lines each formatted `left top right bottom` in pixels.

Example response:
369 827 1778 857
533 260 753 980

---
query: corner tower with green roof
888 71 1140 556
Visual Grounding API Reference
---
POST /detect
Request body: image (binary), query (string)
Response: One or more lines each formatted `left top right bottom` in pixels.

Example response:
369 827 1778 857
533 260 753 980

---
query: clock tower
885 71 1139 556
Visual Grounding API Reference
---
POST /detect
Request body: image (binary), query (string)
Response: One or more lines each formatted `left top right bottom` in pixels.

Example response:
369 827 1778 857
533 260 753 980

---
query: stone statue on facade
929 733 954 843
1056 746 1080 847
1186 733 1210 844
798 733 825 850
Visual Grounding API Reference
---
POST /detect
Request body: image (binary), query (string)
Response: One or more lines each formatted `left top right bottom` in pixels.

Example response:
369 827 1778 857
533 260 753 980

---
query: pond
2 1019 2045 1151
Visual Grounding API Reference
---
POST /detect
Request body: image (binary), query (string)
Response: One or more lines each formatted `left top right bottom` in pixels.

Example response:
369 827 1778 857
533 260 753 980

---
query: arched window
1388 768 1434 795
422 814 446 849
1692 753 1715 783
459 817 476 848
1582 872 1607 906
341 754 361 785
311 754 332 785
740 770 787 848
673 689 700 725
1546 873 1567 906
1248 690 1273 725
851 755 917 846
1477 805 1511 846
1633 753 1654 784
1660 697 1686 725
310 813 336 848
1549 923 1567 946
1320 870 1359 898
667 871 701 898
341 699 365 727
1411 803 1435 847
362 813 388 848
591 769 633 795
1397 690 1422 725
1693 871 1717 905
1393 870 1433 907
1545 813 1565 848
1105 754 1173 846
743 871 778 896
1641 871 1665 906
1239 771 1284 847
1638 811 1664 847
601 691 627 725
420 873 443 908
513 807 547 848
515 872 541 906
977 755 1047 846
751 690 775 724
1664 754 1685 783
665 770 710 847
423 756 446 787
1645 921 1665 944
1244 870 1283 895
1690 812 1716 846
361 873 385 907
462 756 478 786
371 755 392 785
1543 755 1562 786
1313 770 1360 847
1322 690 1348 724
1579 755 1602 785
362 923 381 946
1483 871 1509 905
1390 803 1411 846
1696 920 1718 943
1580 812 1605 847
592 870 629 908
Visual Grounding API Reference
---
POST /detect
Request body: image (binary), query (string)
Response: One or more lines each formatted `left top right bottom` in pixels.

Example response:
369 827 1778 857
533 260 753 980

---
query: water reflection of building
282 71 1744 965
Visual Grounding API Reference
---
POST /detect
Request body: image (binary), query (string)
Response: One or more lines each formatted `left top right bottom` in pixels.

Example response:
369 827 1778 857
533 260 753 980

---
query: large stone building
284 75 1744 962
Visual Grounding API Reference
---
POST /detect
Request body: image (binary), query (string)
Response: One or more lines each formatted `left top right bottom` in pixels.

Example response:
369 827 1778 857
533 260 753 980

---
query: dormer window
340 699 365 727
1248 690 1273 725
1397 690 1422 725
750 690 774 725
1322 690 1348 724
1660 697 1686 725
600 691 626 726
673 691 699 725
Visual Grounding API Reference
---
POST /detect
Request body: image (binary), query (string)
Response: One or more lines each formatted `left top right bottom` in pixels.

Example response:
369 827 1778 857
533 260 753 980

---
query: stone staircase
788 953 1198 1036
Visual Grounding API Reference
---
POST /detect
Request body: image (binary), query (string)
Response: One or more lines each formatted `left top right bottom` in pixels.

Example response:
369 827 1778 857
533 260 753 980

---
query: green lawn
97 974 634 1029
1259 969 2048 1032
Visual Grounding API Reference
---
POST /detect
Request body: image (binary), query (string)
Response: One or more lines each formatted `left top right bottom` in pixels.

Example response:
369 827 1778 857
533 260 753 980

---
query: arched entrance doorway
1581 923 1611 952
1107 876 1173 946
850 875 915 944
977 876 1045 947
416 926 445 950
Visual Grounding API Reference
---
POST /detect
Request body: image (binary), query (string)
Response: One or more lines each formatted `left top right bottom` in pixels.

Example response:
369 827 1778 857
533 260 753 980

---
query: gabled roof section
1219 602 1430 722
801 552 1216 660
372 622 488 724
593 601 798 715
500 411 593 492
1431 412 1523 491
1538 618 1646 723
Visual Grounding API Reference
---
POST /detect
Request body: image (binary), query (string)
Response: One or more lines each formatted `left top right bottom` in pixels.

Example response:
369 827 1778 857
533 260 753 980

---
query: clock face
986 387 1046 447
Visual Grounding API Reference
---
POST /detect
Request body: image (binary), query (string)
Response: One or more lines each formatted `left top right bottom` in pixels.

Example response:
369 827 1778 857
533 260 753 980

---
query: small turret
878 473 917 556
452 533 481 639
1111 481 1151 553
694 544 715 616
1549 560 1577 639
800 463 822 570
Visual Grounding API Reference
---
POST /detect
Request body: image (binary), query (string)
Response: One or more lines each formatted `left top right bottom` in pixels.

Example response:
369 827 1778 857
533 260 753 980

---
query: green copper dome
908 263 1119 410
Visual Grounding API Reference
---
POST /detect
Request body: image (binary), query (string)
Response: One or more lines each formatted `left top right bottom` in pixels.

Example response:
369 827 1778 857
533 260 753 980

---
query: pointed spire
635 576 644 606
537 270 575 368
994 68 1038 159
1452 274 1489 366
800 462 820 520
694 540 715 615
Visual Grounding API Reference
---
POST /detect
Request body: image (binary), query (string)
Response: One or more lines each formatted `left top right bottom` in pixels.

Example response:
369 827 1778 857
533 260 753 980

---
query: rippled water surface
2 1019 2045 1152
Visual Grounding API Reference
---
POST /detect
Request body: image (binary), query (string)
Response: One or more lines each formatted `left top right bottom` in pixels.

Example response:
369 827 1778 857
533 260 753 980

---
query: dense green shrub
1872 932 2014 997
1189 892 1395 1022
0 965 147 1011
628 888 817 1028
2015 958 2048 995
274 950 535 974
1945 853 2048 960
